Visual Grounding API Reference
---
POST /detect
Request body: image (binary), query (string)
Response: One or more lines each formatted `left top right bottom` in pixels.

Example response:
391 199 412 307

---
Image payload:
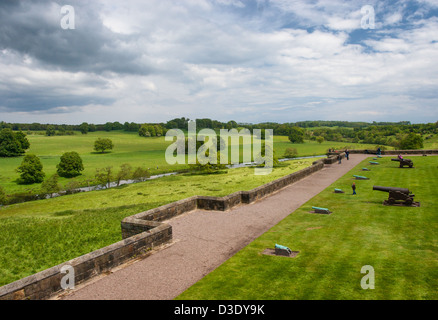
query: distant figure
352 182 356 195
338 154 342 164
345 149 350 160
377 147 381 156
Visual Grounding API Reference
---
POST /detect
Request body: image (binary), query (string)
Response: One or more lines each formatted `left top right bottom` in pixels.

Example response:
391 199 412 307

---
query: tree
94 138 114 153
95 166 113 189
399 133 424 150
132 166 151 182
16 154 45 184
104 122 113 132
57 151 84 178
138 124 149 137
115 163 132 186
46 125 56 136
0 128 29 157
40 174 61 198
14 131 30 150
316 136 325 144
79 122 89 134
288 127 305 144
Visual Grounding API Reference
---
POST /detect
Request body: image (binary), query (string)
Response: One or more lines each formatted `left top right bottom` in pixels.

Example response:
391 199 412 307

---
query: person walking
345 149 350 160
338 153 342 164
352 182 357 195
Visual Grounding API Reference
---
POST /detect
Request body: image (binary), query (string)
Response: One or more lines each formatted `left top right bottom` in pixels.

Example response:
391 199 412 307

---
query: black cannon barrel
391 158 402 162
373 186 410 194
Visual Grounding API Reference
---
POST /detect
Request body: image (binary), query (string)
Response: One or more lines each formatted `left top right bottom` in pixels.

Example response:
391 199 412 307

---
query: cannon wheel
387 198 396 205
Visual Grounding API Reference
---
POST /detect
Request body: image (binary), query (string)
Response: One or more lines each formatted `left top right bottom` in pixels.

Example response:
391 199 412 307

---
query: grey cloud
0 0 154 75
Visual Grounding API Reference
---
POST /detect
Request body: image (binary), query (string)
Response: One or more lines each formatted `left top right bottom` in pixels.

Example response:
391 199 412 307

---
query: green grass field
0 131 383 195
176 156 438 300
0 131 186 194
0 158 315 286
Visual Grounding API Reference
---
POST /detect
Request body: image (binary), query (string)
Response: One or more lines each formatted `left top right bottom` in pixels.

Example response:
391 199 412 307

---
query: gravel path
59 154 368 300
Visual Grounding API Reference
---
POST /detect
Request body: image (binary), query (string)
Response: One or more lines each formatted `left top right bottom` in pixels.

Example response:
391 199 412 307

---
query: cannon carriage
391 158 414 168
372 186 420 207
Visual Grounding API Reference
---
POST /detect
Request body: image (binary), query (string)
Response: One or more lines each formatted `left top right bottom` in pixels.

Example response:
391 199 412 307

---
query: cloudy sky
0 0 437 125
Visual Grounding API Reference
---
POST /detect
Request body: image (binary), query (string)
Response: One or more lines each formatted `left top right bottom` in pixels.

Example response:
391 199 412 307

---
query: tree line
2 119 435 141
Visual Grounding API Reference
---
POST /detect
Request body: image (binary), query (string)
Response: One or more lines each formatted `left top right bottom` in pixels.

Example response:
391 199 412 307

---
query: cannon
391 158 414 168
312 206 332 214
372 185 420 207
354 175 369 180
275 244 292 256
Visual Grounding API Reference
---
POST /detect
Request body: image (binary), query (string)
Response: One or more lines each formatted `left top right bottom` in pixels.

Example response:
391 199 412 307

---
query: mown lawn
176 155 438 300
0 158 315 287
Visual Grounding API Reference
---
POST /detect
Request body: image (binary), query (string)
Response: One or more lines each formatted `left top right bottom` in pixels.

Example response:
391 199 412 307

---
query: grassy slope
0 158 315 286
176 156 438 300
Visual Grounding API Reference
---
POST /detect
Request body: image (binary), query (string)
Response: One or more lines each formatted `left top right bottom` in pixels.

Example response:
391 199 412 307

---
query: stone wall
0 223 172 300
347 149 437 155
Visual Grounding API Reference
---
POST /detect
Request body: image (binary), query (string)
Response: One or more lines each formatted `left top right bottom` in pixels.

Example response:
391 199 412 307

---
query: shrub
40 174 61 198
283 147 298 158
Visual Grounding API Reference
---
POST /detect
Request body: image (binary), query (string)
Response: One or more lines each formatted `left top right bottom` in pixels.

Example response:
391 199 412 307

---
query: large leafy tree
45 125 56 136
16 154 45 184
0 129 30 157
79 122 89 134
57 151 84 178
288 127 305 144
94 138 114 153
399 133 424 150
